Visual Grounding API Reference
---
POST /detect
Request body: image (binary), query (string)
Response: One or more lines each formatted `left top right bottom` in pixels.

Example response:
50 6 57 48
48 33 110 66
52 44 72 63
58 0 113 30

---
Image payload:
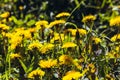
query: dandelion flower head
48 20 65 28
110 16 120 27
73 59 82 70
82 15 96 23
88 63 96 73
14 27 34 39
62 42 77 48
78 29 87 35
0 24 9 30
39 59 57 68
106 45 120 59
28 69 45 79
10 53 21 59
19 6 24 11
27 28 36 33
35 20 48 26
28 40 43 50
62 70 83 80
40 43 54 54
10 35 23 50
56 12 70 18
111 34 120 42
66 29 77 36
59 55 73 65
35 20 49 29
105 74 114 80
0 12 10 18
50 32 65 43
106 51 120 59
116 46 120 52
67 29 87 36
92 37 101 44
23 30 32 39
8 17 13 22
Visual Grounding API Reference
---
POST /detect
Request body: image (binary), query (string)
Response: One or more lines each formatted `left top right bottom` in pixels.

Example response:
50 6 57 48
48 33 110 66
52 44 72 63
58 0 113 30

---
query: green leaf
24 14 32 22
26 20 36 27
99 25 107 29
18 59 27 73
11 16 24 26
74 0 79 6
16 20 24 26
26 63 34 73
11 16 18 23
26 56 35 73
41 1 48 11
4 0 9 3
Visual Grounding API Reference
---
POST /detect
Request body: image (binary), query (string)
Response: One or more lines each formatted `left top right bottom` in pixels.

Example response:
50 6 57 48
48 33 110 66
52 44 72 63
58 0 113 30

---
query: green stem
101 0 107 8
8 54 11 79
65 22 78 29
74 0 79 6
3 37 9 80
59 0 85 33
5 54 9 80
90 22 94 33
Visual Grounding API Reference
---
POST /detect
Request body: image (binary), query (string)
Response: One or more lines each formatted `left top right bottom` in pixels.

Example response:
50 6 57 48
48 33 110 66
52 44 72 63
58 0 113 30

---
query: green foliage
0 0 120 80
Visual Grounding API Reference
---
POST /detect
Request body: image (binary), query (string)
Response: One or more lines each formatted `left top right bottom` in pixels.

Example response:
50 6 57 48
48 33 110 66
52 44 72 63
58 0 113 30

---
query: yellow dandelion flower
73 59 82 70
90 68 96 73
88 63 95 69
59 55 73 65
28 69 45 79
5 33 13 38
78 29 87 35
110 16 120 27
39 59 57 68
106 51 120 59
106 52 114 59
82 15 96 23
23 30 32 39
35 20 48 29
50 32 65 43
35 20 48 26
56 12 70 18
92 37 101 44
10 53 21 59
116 46 120 52
1 32 12 38
66 28 87 36
106 74 114 80
11 27 25 37
13 27 34 39
1 32 6 37
0 12 10 18
10 36 23 50
88 63 96 73
15 27 25 32
62 42 77 48
79 57 85 63
0 24 9 30
8 17 13 22
111 34 120 42
28 40 43 50
1 19 7 23
48 20 66 28
82 68 89 75
40 43 54 54
27 28 36 33
67 29 77 36
19 6 24 10
62 70 83 80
